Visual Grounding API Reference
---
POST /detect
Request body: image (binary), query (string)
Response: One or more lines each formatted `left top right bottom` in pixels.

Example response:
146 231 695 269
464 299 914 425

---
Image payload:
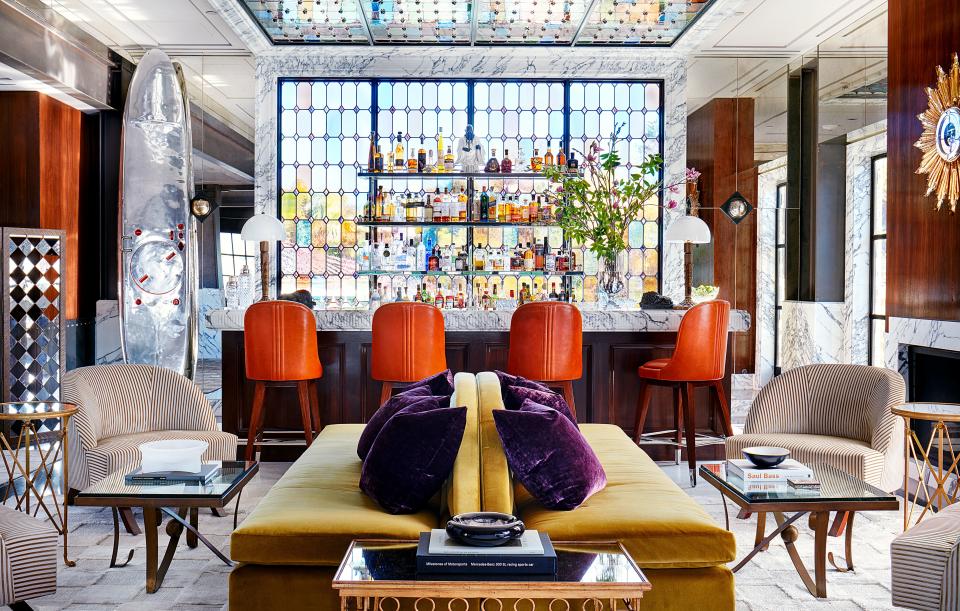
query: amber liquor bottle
501 150 513 173
544 140 555 168
485 148 500 173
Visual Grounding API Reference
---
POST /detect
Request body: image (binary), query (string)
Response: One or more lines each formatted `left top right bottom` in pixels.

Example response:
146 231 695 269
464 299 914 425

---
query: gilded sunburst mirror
916 53 960 212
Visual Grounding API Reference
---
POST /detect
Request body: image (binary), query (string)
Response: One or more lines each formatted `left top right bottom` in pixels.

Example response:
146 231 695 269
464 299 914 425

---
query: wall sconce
721 191 754 224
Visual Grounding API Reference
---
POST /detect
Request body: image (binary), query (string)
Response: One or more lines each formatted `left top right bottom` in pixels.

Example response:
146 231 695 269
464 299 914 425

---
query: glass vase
596 252 626 307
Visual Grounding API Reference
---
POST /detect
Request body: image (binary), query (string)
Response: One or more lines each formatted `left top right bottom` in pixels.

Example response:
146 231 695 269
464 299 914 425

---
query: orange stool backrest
243 300 322 382
668 299 730 382
506 301 583 382
371 302 447 383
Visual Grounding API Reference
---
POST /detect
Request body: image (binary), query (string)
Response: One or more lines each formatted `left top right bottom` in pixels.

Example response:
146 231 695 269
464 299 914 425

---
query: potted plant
542 126 694 305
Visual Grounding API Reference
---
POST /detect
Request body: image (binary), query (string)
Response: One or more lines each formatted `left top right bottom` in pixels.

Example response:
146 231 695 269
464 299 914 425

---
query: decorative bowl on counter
139 439 208 474
446 512 525 547
692 285 720 303
742 446 791 469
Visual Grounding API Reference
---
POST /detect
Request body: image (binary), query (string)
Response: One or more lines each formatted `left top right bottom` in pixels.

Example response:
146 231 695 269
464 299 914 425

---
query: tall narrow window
774 182 787 374
220 232 258 288
869 155 887 366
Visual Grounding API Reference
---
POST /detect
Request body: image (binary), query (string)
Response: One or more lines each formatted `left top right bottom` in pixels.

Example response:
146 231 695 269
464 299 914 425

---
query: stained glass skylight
238 0 714 45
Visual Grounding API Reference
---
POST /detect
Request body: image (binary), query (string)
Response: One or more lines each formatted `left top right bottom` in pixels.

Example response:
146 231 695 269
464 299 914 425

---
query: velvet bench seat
229 372 735 611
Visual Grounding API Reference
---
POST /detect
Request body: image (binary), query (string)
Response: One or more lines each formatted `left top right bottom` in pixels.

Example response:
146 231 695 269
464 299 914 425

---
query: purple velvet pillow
357 387 449 460
493 399 606 511
404 369 456 396
360 403 467 514
494 370 551 393
502 384 578 427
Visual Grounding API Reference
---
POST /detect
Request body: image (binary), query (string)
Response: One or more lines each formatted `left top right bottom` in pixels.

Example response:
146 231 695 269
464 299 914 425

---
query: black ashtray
742 446 790 469
445 512 525 547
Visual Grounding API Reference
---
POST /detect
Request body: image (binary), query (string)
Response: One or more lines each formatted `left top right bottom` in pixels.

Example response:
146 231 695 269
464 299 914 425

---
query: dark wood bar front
221 327 737 462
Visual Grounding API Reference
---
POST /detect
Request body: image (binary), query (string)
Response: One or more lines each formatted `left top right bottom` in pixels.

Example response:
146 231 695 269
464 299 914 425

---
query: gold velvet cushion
515 424 736 569
447 372 480 516
231 425 440 566
477 371 514 513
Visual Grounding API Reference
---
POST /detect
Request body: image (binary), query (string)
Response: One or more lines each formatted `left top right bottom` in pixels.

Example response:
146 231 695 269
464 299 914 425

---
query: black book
125 464 220 485
416 531 556 576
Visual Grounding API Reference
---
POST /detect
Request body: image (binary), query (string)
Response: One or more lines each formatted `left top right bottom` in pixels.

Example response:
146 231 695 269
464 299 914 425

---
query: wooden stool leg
711 381 734 436
682 382 698 486
309 379 322 435
559 381 577 420
633 380 653 443
379 382 394 407
296 381 315 447
674 385 683 465
245 382 266 462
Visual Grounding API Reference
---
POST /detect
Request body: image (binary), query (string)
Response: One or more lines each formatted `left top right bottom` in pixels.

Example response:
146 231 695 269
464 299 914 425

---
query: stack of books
125 463 221 485
725 459 818 495
416 529 556 576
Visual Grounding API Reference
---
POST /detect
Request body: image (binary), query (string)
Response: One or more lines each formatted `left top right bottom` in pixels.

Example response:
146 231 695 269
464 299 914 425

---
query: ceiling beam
353 0 374 45
571 0 601 46
469 0 480 45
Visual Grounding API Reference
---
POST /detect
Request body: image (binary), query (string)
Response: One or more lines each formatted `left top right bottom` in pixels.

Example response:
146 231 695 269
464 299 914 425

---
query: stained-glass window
277 79 662 303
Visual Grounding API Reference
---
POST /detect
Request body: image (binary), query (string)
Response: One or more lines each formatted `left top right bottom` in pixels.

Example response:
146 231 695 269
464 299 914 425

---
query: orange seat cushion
638 358 672 380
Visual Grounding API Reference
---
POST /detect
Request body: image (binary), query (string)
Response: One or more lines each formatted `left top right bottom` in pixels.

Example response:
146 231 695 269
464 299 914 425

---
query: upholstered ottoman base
892 503 960 611
0 506 58 605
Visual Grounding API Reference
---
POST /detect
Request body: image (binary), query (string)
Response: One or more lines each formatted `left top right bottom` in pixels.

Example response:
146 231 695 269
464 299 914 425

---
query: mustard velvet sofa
229 372 735 610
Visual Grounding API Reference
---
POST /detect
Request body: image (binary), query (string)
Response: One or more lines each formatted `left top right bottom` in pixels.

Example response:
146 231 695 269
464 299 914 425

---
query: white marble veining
206 306 751 333
197 287 224 360
886 317 960 373
755 159 786 384
780 301 847 371
94 299 122 365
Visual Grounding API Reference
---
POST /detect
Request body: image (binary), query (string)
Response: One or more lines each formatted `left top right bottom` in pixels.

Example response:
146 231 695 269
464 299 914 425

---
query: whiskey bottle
485 148 500 173
510 242 523 271
428 245 440 271
536 237 547 270
373 145 383 173
545 239 557 273
523 243 535 272
501 149 513 173
530 149 543 172
424 193 434 222
479 187 490 221
490 284 499 310
458 187 468 221
557 147 567 169
445 292 455 309
544 140 554 168
386 133 395 169
530 195 540 223
413 284 423 302
444 146 455 172
395 131 405 171
566 151 578 171
455 247 468 272
482 290 491 311
474 243 487 271
417 139 427 172
437 128 445 168
549 282 559 300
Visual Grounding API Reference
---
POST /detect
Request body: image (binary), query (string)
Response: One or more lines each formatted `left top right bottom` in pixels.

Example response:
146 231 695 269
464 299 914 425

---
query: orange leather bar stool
372 302 447 404
633 300 732 486
506 302 582 418
243 300 322 461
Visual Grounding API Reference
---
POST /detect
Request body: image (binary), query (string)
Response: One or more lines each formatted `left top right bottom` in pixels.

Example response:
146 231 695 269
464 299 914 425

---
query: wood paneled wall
888 1 960 321
0 92 84 318
687 98 758 373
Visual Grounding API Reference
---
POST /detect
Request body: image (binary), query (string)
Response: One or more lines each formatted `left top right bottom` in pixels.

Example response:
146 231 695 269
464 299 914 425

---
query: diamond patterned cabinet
1 229 66 404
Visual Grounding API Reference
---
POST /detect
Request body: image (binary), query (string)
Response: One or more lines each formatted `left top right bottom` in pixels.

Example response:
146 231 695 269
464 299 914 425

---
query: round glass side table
0 401 78 566
891 402 960 531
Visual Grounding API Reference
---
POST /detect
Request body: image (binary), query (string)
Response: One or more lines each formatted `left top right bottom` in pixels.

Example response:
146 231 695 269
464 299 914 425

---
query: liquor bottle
529 195 540 223
408 146 419 173
416 237 427 271
424 193 434 222
544 140 554 168
498 195 508 222
474 243 487 271
441 188 451 222
395 131 405 171
437 128 445 167
427 150 436 173
370 240 382 270
397 287 405 302
358 239 370 271
482 290 491 311
445 293 455 309
479 187 490 221
523 243 535 272
536 238 546 271
417 139 427 172
434 288 443 308
542 198 553 222
501 149 513 173
545 239 557 273
413 284 423 302
369 283 382 311
488 191 498 222
510 242 524 271
512 195 522 223
405 197 416 222
458 188 468 221
428 245 440 271
490 284 499 310
457 291 465 309
455 247 468 272
368 132 377 171
557 147 567 169
566 151 578 171
386 133 395 169
549 282 559 300
382 240 392 271
373 146 383 173
422 285 433 305
444 146 455 172
530 148 543 172
485 148 500 173
441 244 454 272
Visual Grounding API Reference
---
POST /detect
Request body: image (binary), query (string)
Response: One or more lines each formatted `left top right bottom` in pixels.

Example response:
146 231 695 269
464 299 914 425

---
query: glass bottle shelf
358 170 576 179
358 220 559 227
357 270 583 277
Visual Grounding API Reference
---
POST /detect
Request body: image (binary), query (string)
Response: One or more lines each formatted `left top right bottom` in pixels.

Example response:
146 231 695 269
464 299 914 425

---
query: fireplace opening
907 345 960 466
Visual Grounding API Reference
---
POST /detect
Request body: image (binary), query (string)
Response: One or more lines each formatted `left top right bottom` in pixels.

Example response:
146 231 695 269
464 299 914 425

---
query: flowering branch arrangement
542 125 698 264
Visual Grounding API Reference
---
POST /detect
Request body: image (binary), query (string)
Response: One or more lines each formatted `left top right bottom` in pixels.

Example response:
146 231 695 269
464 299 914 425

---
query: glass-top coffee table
75 460 258 593
700 462 899 599
334 539 651 611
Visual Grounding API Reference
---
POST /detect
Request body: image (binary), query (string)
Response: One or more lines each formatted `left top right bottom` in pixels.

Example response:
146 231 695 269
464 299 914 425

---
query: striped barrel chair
63 364 238 494
726 364 906 492
0 505 57 607
892 501 960 610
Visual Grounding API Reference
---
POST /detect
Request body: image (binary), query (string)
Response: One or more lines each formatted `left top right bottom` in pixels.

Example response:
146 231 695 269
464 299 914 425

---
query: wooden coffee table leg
755 512 768 551
828 511 856 572
774 511 829 598
144 508 160 593
187 508 199 549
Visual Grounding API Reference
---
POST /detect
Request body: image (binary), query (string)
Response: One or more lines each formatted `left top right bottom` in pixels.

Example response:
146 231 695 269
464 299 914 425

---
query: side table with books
334 534 651 611
700 461 898 598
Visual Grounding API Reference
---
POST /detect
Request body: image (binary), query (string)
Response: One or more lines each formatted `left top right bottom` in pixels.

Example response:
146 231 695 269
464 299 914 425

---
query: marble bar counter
206 306 751 333
216 303 750 462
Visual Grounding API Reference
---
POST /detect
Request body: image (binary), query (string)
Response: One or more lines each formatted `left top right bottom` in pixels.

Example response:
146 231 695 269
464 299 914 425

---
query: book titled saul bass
416 531 556 576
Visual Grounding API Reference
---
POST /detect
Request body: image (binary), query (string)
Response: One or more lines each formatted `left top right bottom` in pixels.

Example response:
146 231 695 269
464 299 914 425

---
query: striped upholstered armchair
63 364 238 493
726 364 906 492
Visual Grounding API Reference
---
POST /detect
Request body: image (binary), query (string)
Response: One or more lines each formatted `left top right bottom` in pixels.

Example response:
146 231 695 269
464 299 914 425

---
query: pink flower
668 184 680 194
685 167 701 182
666 199 679 210
556 186 564 193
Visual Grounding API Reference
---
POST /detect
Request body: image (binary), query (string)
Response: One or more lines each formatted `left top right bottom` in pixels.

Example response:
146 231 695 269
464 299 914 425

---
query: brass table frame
75 461 258 593
891 403 960 530
700 465 899 598
333 539 651 611
0 401 77 567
